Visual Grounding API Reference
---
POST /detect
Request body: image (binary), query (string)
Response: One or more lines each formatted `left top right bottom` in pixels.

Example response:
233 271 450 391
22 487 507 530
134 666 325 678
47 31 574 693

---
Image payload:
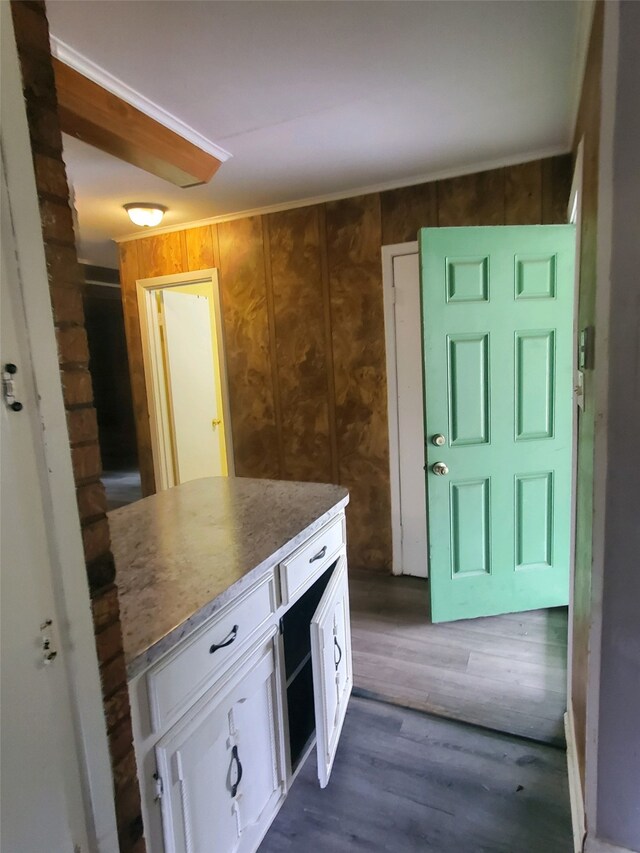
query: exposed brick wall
9 3 144 850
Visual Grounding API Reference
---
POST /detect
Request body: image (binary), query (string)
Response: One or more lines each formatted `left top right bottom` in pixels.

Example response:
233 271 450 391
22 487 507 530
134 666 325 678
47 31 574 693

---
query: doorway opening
367 216 581 746
83 267 142 509
137 269 234 490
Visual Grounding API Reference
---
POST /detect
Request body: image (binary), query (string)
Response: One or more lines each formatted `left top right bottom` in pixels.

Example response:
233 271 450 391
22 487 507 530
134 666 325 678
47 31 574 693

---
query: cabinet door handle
209 625 238 654
334 636 343 671
309 545 327 564
230 744 243 798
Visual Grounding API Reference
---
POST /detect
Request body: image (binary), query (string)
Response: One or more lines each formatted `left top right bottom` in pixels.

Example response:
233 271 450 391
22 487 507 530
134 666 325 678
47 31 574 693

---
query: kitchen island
109 476 351 853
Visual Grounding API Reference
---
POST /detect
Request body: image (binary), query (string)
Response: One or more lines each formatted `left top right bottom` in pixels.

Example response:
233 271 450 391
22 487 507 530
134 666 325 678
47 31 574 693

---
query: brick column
10 3 144 850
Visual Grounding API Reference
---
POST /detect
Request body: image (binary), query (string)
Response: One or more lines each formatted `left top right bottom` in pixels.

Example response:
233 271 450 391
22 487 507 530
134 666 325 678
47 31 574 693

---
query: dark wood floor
349 571 568 746
260 696 572 852
102 469 142 510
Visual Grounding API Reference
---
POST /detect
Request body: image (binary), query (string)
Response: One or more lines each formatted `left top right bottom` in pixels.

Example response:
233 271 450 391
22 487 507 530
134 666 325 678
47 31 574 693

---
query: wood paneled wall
118 153 572 571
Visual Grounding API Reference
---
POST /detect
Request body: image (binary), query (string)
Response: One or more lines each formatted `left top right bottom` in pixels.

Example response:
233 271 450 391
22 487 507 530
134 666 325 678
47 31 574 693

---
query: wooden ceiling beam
52 58 222 188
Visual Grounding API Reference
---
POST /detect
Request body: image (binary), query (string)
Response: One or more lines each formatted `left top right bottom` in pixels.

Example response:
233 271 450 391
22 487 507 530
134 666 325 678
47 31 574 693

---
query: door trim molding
566 138 584 725
565 708 586 853
1 6 118 849
136 268 235 490
584 0 620 830
381 241 420 576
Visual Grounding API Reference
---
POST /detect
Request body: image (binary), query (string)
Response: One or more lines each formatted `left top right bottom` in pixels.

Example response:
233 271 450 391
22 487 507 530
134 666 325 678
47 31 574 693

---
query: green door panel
419 226 575 623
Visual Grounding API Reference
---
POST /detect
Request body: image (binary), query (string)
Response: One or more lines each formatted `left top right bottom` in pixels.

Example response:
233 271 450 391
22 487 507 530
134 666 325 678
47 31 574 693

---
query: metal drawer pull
230 745 243 798
309 545 327 564
209 625 238 654
334 636 343 671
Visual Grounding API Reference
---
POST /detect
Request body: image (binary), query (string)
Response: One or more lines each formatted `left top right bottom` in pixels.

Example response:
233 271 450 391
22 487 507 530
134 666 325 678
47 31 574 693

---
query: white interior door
391 250 428 577
0 211 88 853
310 557 353 788
162 289 224 482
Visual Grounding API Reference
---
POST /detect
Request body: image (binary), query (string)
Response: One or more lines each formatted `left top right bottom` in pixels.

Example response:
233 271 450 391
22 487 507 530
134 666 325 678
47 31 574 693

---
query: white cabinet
131 511 351 853
147 572 277 733
155 641 283 853
311 556 353 788
279 515 345 605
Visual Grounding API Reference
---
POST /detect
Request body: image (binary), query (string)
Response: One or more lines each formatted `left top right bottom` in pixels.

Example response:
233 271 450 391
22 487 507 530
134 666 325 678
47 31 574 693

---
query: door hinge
2 363 23 412
391 284 397 305
279 617 284 635
153 771 164 802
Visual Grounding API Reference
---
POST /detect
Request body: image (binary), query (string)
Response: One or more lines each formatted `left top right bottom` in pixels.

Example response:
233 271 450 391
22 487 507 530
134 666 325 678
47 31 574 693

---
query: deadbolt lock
432 434 446 446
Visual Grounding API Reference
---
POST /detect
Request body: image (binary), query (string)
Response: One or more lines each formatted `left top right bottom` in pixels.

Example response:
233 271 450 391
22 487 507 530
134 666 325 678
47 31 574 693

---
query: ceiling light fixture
124 203 167 228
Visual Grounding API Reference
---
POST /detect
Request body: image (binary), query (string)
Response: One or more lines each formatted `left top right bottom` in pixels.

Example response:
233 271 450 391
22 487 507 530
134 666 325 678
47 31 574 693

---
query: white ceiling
47 0 583 268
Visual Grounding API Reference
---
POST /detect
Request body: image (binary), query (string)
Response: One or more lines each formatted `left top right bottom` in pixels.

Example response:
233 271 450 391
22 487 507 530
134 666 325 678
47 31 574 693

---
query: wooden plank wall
118 153 572 572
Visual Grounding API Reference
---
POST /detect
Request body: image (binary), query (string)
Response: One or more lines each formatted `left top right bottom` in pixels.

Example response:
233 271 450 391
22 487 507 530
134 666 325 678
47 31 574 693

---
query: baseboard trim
584 838 638 853
565 709 586 853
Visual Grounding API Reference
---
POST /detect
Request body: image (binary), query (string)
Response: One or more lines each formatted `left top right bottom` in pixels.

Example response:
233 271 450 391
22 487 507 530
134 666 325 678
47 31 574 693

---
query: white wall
1 7 118 850
594 2 640 849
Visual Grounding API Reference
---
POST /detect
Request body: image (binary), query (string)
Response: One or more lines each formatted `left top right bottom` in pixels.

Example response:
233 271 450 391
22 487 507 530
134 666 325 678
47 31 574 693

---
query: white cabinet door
156 643 282 853
310 556 353 788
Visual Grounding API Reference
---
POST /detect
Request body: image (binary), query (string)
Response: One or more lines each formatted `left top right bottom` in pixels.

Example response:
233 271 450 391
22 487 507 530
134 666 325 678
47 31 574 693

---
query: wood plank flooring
349 571 568 745
259 696 572 852
102 469 142 510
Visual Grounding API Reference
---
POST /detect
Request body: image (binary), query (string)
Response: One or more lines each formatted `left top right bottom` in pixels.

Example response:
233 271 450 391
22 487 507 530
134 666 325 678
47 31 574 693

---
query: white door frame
565 138 587 852
567 140 584 688
1 6 118 849
382 241 423 576
384 220 582 588
136 268 235 490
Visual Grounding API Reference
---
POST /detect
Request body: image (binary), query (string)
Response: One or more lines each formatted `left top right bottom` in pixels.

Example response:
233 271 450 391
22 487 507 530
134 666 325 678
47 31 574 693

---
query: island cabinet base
129 510 352 853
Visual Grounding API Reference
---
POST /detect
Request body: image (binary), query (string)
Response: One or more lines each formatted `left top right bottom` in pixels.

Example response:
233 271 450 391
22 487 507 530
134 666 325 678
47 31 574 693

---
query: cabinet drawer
147 571 277 732
280 515 345 605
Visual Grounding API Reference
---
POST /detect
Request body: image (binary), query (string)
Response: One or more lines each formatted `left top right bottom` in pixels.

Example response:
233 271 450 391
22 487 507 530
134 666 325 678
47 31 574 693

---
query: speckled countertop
108 477 349 679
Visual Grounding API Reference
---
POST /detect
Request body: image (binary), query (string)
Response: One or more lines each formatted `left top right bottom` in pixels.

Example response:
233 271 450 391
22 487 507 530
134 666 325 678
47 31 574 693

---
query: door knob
432 462 449 476
432 434 446 446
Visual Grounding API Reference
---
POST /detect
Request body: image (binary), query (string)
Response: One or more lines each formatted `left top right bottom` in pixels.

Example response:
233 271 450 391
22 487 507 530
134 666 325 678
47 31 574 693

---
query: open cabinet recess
282 562 334 769
281 554 353 787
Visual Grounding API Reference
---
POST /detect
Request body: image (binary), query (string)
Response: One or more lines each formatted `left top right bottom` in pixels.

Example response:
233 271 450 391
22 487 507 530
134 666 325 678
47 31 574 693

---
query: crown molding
114 143 569 243
50 36 232 163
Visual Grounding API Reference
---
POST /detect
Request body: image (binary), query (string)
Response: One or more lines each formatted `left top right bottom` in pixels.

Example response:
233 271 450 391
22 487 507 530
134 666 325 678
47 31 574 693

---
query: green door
420 226 575 623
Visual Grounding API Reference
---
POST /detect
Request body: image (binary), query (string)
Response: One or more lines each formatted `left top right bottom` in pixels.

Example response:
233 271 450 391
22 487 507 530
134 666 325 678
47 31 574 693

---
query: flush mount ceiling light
124 203 167 228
